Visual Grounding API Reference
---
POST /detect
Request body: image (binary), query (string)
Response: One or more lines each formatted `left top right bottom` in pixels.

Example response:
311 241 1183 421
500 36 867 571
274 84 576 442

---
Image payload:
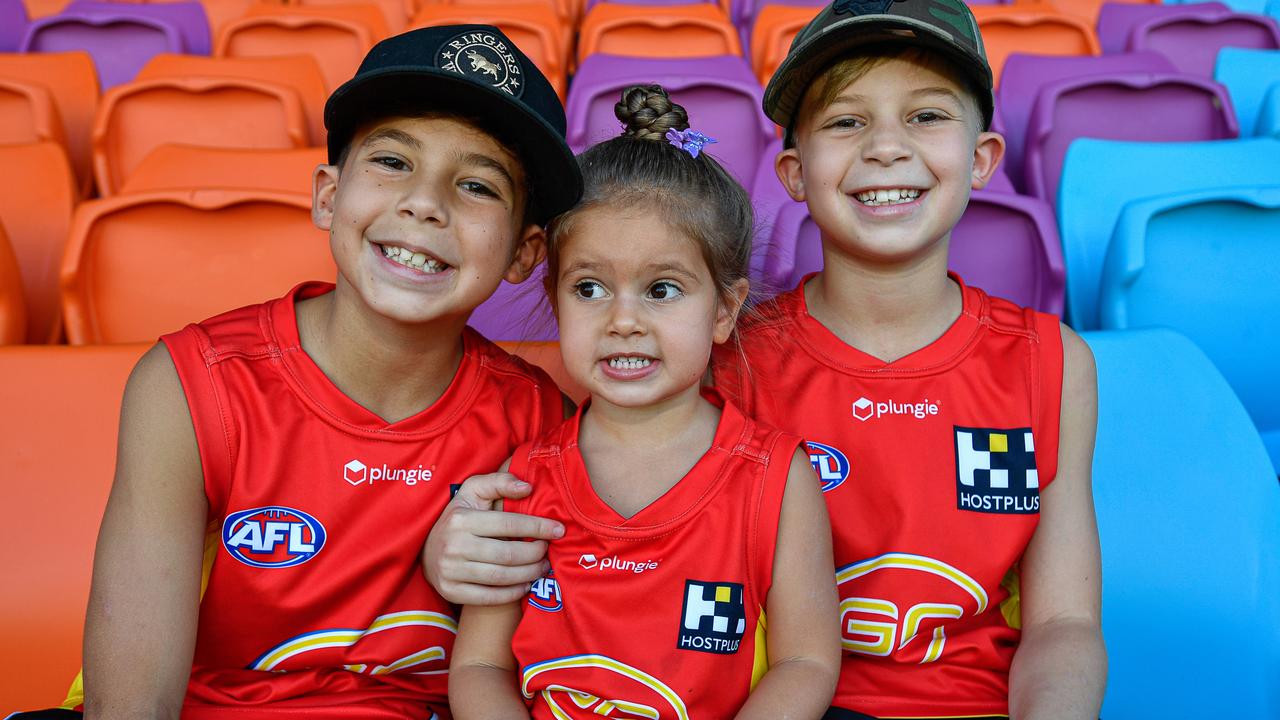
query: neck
580 383 715 452
296 279 466 423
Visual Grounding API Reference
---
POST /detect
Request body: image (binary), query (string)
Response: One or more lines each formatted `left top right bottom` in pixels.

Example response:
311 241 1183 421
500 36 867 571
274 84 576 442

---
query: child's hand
423 472 563 605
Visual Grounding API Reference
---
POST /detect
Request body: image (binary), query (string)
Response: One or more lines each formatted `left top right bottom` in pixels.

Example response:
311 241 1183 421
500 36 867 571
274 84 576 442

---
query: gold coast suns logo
521 654 690 719
249 610 457 676
836 553 988 664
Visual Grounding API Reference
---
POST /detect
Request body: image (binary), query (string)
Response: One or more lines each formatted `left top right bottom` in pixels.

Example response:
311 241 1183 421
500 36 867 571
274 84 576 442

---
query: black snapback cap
763 0 995 136
325 25 582 225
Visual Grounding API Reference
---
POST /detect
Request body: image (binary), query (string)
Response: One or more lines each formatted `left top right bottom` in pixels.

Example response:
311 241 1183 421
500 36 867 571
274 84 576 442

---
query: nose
397 176 449 225
860 120 912 167
606 294 645 337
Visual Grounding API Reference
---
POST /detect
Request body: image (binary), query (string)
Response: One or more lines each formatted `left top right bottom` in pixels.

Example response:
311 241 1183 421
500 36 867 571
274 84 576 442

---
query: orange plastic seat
216 4 388 92
971 5 1100 86
430 0 576 28
750 3 821 86
0 223 26 345
21 0 70 19
496 340 586 404
410 3 568 98
577 3 741 64
199 0 285 35
294 0 408 33
0 78 67 148
120 145 324 195
1039 0 1160 26
0 342 148 712
0 52 98 197
92 75 308 196
0 142 77 344
61 189 334 344
138 53 328 145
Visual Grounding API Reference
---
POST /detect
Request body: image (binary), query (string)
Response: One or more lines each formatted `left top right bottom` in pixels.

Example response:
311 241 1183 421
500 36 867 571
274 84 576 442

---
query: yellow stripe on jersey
252 611 457 671
749 609 768 691
521 654 690 720
836 553 989 613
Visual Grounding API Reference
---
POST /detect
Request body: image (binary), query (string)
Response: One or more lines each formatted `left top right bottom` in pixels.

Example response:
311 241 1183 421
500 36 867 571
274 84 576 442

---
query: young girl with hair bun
449 84 840 719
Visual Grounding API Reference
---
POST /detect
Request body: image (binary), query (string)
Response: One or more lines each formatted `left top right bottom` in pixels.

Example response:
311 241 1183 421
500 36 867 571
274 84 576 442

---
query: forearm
734 657 837 720
449 663 532 720
1008 617 1107 720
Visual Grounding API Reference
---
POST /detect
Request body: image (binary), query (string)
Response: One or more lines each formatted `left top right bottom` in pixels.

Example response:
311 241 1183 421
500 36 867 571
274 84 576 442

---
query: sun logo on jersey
806 441 850 492
222 506 326 568
250 610 457 675
528 572 563 612
521 654 689 719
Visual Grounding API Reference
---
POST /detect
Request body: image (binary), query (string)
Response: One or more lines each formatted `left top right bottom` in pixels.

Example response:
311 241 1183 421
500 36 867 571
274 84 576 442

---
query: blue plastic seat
1214 47 1280 136
1056 137 1280 330
1098 185 1280 470
1257 81 1280 136
1082 327 1280 718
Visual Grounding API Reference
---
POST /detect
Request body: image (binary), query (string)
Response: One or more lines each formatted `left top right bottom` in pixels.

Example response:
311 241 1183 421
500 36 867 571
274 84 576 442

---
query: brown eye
647 281 683 301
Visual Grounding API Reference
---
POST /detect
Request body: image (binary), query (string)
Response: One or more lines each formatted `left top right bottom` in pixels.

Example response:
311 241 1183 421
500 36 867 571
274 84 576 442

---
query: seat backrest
0 221 26 345
1214 47 1280 137
409 5 568 98
998 51 1176 192
1025 73 1238 203
434 0 576 28
0 141 77 344
1257 80 1280 136
20 8 186 89
1082 328 1280 717
0 343 149 713
1097 2 1230 53
949 189 1065 317
1058 137 1280 330
294 0 408 33
748 3 820 85
970 6 1100 85
1098 185 1280 469
216 5 385 92
471 265 557 342
119 145 324 195
565 54 771 186
1131 8 1280 77
0 51 99 197
1 0 28 51
92 75 308 196
65 0 212 54
1042 0 1161 26
577 3 740 64
60 190 335 344
495 340 587 403
0 77 66 147
732 0 823 35
137 52 328 145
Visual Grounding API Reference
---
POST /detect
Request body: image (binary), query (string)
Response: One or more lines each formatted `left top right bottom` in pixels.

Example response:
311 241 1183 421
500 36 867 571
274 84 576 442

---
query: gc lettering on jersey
677 580 746 654
852 396 941 422
343 459 433 487
222 506 326 568
954 426 1040 514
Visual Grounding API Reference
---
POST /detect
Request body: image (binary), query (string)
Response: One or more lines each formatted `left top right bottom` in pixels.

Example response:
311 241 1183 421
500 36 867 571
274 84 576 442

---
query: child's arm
1008 326 1107 719
450 600 530 719
83 344 208 720
735 448 840 720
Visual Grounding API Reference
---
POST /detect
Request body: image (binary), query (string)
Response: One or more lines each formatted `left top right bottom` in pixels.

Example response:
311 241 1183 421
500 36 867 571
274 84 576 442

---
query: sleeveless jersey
161 282 563 720
505 391 799 719
711 275 1064 719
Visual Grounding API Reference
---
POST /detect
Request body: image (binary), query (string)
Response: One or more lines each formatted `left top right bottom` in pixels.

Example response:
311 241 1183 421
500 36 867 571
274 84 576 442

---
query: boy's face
312 115 545 325
776 54 1004 267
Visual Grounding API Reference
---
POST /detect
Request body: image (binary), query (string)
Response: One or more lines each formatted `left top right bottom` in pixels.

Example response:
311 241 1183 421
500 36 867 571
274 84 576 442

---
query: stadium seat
410 4 569 98
1097 1 1230 53
0 343 149 713
0 222 26 345
0 52 99 197
0 142 77 344
565 54 772 186
22 0 70 18
19 6 187 89
1024 73 1238 204
998 51 1176 192
472 266 556 342
1043 0 1160 26
294 0 408 33
1056 137 1280 330
1271 0 1280 19
1082 328 1280 717
1 0 28 51
137 53 328 145
1214 47 1280 137
1098 185 1280 470
577 2 740 65
1099 2 1280 77
120 145 324 195
215 4 386 92
0 77 66 148
431 0 576 26
91 76 308 197
63 0 212 54
970 5 1100 86
60 190 334 344
195 0 268 37
1165 0 1268 11
749 3 820 85
496 340 587 403
1256 81 1280 136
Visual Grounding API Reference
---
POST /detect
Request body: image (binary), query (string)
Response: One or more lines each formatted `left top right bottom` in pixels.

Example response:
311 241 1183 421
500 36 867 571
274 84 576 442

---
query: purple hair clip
665 128 717 158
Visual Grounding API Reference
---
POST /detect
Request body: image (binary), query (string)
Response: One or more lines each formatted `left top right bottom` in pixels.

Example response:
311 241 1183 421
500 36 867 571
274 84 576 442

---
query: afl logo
807 441 850 493
438 31 525 98
527 574 562 612
222 506 326 569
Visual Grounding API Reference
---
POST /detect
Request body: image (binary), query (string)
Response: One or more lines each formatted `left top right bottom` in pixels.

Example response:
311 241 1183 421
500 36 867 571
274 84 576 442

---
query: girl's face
553 203 741 413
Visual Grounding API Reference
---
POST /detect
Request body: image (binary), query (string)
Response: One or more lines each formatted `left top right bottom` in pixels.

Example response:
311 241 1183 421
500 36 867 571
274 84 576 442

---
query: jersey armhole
502 441 536 517
1030 310 1065 491
747 431 802 613
161 325 235 513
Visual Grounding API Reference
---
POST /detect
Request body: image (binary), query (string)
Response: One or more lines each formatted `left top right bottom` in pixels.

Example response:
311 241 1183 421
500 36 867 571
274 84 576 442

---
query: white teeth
380 244 446 273
854 188 921 206
607 356 652 370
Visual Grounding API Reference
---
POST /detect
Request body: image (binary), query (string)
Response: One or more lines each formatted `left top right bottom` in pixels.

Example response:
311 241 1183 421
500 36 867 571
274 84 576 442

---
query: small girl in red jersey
448 85 840 719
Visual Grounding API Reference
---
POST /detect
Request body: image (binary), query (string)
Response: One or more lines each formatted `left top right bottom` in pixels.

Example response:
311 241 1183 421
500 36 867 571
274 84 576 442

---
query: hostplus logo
578 553 661 574
852 396 940 422
343 459 433 487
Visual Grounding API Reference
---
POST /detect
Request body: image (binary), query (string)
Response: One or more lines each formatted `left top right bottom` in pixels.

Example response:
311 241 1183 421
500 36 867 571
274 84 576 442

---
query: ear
312 163 340 230
504 224 548 284
774 146 806 202
713 278 751 345
970 130 1007 190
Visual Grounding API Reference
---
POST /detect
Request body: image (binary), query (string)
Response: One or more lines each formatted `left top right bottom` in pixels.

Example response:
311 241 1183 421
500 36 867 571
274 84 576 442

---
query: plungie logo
852 396 940 422
343 459 433 487
222 506 326 568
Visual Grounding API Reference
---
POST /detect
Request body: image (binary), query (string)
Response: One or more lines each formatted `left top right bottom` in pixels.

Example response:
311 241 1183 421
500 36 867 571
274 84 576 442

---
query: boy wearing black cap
77 26 579 720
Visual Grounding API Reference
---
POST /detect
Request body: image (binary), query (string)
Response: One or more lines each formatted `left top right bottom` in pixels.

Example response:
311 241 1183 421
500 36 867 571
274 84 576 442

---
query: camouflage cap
763 0 994 135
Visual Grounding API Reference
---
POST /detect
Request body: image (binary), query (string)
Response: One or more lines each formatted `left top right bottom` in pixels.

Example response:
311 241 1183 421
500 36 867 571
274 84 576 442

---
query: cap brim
325 67 581 225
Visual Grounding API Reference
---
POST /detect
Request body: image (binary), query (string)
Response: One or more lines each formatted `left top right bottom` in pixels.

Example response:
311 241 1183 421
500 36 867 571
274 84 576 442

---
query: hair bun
614 84 690 141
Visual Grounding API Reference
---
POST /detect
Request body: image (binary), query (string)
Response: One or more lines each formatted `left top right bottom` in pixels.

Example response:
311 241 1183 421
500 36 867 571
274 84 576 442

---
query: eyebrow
362 128 422 151
460 152 517 192
559 259 701 283
360 131 517 191
829 86 965 106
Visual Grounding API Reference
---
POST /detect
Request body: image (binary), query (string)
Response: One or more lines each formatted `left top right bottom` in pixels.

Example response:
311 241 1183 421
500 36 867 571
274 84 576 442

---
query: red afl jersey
505 391 799 719
712 276 1063 718
161 282 562 719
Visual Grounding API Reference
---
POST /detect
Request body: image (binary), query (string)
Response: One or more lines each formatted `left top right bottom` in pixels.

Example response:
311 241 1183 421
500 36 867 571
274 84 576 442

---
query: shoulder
1059 323 1098 407
467 331 561 395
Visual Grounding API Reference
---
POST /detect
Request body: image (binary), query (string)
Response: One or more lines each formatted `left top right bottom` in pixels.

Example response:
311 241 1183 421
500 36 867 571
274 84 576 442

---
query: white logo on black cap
438 30 524 98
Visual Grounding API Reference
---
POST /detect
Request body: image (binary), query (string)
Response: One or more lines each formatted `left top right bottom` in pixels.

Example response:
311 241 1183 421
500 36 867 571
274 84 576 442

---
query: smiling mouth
606 355 653 370
854 188 922 206
379 243 449 274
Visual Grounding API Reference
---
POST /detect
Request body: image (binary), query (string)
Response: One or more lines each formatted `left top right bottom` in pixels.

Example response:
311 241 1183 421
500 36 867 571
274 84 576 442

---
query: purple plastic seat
585 0 716 15
66 1 211 55
1097 2 1229 53
1024 72 1239 204
734 0 824 44
1099 3 1280 77
21 12 183 89
1 0 28 52
997 52 1176 192
565 54 774 187
468 266 557 342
